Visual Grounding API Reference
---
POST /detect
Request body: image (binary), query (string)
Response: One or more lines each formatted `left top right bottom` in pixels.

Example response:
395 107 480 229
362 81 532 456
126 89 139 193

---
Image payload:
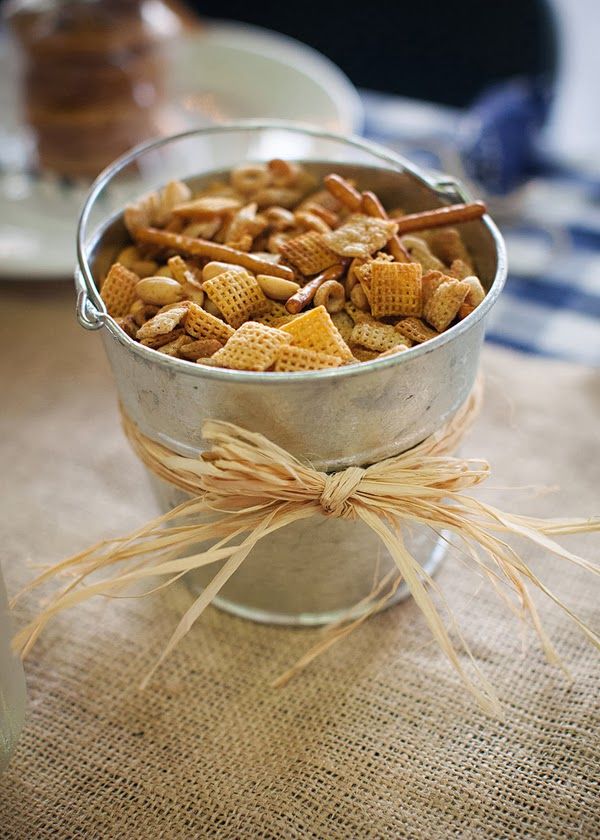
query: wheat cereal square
178 338 224 360
395 317 439 344
203 270 270 328
331 311 355 343
211 321 292 371
344 301 374 324
101 263 140 317
354 261 373 305
458 302 476 320
184 302 235 343
278 231 339 275
172 196 241 219
369 261 423 318
253 300 290 326
378 344 409 358
421 269 452 303
423 280 470 331
350 321 411 353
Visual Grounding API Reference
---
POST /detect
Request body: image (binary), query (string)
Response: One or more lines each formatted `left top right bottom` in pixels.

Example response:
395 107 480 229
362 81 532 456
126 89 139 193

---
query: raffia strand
13 384 600 715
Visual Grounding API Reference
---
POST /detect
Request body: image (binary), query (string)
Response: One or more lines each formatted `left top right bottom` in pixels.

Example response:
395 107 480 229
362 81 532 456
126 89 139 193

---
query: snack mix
100 161 488 372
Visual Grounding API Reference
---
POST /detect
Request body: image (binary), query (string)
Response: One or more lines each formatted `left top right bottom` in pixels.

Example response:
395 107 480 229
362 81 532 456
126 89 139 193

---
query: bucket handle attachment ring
75 268 106 331
426 173 476 205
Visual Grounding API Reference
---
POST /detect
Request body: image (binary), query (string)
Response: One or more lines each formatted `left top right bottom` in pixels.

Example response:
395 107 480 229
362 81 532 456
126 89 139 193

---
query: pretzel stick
285 264 346 314
392 201 486 233
361 191 412 262
135 227 295 281
323 174 362 212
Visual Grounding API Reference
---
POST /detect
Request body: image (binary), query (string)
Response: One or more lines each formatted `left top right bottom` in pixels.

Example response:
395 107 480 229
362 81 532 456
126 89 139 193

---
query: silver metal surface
76 122 507 622
148 473 450 624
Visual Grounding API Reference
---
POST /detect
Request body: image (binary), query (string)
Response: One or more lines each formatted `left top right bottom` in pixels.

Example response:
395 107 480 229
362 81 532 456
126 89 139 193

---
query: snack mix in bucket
99 161 488 371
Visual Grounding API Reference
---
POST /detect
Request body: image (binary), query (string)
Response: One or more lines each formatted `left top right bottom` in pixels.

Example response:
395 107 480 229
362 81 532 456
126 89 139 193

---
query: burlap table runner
1 282 599 839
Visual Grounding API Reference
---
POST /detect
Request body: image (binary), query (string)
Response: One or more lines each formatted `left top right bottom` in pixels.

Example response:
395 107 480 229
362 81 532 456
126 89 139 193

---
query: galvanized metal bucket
75 122 507 625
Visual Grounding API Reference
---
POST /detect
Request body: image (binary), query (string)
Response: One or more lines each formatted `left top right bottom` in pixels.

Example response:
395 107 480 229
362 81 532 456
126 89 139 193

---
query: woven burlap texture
1 283 599 839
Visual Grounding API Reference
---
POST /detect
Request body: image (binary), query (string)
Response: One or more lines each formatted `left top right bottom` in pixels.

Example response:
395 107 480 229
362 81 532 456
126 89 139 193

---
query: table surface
0 277 599 839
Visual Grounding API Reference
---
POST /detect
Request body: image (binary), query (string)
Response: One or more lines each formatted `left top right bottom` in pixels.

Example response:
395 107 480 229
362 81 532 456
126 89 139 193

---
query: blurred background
0 0 598 363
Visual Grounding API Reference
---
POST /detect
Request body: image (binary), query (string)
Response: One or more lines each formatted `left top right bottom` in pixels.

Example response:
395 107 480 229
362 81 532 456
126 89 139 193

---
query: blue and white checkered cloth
361 90 600 367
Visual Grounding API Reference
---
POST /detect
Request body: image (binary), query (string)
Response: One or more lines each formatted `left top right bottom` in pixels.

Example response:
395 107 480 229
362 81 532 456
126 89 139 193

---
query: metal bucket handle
74 121 474 331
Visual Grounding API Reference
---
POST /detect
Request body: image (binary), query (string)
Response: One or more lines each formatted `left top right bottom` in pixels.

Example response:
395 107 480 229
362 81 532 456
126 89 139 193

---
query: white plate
0 21 362 281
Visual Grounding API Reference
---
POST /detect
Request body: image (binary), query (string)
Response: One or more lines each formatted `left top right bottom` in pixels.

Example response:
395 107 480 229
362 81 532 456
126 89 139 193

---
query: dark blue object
459 78 552 195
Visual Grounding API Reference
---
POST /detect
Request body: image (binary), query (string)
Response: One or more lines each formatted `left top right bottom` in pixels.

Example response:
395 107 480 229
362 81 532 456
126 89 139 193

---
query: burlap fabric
1 282 599 839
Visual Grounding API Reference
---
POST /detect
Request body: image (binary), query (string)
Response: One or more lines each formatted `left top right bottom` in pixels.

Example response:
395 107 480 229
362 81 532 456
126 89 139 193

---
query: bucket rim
76 119 507 385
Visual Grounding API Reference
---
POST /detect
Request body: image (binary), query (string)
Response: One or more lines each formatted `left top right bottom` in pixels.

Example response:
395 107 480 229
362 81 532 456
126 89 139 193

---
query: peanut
130 299 159 326
116 245 158 278
204 298 224 319
256 274 300 301
202 261 248 282
350 283 370 311
135 276 185 306
182 284 205 306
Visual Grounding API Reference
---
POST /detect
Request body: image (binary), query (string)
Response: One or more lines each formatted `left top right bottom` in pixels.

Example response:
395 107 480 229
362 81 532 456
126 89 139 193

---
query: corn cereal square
280 305 353 362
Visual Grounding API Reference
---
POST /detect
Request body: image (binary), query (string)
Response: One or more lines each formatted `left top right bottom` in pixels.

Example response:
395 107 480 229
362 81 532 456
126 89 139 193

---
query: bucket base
198 532 449 627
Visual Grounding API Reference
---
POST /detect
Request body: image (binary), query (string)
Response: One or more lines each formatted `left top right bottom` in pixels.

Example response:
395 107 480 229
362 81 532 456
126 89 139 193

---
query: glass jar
4 0 182 179
0 564 26 772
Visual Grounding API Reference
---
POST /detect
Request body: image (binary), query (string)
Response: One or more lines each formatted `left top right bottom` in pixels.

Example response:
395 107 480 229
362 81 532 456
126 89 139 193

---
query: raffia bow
13 383 600 715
